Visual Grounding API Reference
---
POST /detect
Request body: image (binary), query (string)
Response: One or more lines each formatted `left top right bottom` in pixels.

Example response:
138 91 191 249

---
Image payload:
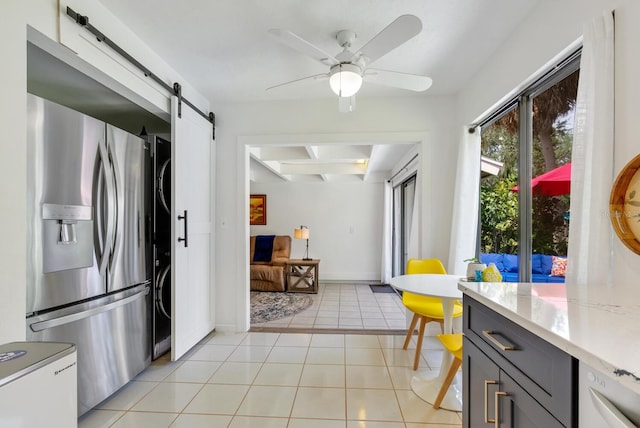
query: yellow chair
402 258 463 370
433 333 463 409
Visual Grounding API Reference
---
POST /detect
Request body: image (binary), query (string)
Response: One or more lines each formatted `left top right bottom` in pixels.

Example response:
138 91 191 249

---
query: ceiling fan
267 15 433 112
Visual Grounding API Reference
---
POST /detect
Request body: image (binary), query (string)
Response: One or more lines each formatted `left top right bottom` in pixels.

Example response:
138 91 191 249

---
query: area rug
250 291 313 324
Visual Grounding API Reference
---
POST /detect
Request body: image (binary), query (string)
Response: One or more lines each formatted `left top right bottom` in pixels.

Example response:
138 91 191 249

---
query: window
478 51 580 283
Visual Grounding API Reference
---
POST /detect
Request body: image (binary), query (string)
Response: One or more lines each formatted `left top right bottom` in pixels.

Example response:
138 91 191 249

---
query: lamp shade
294 227 309 240
329 64 363 97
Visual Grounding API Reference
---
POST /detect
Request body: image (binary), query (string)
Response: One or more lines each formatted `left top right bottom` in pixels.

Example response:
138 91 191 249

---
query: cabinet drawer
463 337 564 428
463 296 576 427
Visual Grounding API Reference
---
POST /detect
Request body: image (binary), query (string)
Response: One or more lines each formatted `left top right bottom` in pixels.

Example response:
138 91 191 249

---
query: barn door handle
178 210 188 247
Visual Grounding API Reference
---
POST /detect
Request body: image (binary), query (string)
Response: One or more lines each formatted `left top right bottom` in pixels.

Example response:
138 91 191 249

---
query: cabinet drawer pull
494 391 508 428
482 330 516 351
484 380 498 423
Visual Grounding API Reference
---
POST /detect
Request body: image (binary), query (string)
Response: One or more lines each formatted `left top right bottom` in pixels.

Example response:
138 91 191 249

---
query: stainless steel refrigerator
25 93 151 416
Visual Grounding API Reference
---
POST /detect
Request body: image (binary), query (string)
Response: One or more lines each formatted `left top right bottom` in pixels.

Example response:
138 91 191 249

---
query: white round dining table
390 273 464 411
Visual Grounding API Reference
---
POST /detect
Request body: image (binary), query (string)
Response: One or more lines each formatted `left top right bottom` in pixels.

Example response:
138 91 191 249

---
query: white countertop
459 281 640 394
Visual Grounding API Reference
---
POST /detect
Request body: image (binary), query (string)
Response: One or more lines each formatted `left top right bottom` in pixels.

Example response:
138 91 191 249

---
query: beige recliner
249 235 291 291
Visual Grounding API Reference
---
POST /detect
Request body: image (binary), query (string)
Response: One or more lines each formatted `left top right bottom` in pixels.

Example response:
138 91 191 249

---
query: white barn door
171 96 214 360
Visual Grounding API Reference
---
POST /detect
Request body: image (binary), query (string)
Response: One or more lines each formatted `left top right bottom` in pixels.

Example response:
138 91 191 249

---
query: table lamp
294 226 311 260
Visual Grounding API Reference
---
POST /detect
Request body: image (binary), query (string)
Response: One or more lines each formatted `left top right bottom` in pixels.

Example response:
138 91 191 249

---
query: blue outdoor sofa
480 253 566 283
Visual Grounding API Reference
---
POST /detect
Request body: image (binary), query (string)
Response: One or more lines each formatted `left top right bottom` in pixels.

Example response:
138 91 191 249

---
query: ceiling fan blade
355 15 422 65
365 69 433 92
338 95 356 113
268 29 339 65
266 73 328 91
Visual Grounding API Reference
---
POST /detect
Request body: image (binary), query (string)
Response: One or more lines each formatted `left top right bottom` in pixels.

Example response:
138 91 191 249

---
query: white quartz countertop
459 281 640 394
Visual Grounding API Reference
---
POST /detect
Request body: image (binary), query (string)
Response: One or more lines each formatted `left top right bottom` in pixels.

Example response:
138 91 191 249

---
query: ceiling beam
249 152 289 181
305 145 327 181
280 162 366 175
251 146 311 161
363 145 382 182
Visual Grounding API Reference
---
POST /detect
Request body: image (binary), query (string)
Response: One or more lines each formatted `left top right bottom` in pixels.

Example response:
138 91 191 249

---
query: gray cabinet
463 296 577 427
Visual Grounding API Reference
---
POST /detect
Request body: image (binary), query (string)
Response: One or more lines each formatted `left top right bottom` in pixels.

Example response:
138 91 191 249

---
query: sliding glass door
392 174 416 277
478 52 579 283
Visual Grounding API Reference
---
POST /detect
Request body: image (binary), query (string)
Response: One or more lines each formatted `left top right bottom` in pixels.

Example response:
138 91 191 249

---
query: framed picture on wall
250 194 267 225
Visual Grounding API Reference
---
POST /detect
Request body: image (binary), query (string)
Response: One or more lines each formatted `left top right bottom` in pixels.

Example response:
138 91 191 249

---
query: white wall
610 1 640 283
0 1 30 343
1 0 64 343
250 181 384 281
456 0 640 285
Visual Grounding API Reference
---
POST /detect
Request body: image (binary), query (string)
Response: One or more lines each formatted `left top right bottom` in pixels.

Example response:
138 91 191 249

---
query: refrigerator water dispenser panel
42 203 93 273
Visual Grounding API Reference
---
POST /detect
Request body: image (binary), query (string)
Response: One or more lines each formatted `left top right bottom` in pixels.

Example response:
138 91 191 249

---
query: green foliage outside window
480 172 519 254
479 67 577 257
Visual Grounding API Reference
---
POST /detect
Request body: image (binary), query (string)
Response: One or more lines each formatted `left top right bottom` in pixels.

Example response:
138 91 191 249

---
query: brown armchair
249 235 291 291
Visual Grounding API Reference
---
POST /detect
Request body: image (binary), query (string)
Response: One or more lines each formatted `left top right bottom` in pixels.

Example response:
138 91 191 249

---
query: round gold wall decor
610 154 640 255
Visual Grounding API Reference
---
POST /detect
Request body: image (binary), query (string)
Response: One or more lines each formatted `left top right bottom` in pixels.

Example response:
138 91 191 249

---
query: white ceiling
249 142 416 183
96 0 539 182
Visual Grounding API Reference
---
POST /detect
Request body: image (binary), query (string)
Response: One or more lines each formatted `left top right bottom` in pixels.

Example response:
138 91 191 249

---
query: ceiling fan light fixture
329 63 363 97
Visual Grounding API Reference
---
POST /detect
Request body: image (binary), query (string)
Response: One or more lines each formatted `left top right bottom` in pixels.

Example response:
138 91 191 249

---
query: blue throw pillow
253 235 275 262
502 254 519 273
480 253 505 272
540 255 553 275
531 254 544 274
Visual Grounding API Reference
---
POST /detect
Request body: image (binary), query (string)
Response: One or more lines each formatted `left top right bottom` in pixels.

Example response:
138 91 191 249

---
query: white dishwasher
580 361 640 427
0 342 77 428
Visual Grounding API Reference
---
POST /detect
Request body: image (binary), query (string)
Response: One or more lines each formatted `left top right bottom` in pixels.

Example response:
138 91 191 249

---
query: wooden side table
286 259 320 293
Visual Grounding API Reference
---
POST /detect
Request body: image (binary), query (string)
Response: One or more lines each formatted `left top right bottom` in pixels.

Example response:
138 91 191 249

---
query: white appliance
0 342 77 428
579 361 640 427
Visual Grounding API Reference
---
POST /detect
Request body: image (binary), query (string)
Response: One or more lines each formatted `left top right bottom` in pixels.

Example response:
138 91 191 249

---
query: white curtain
566 11 615 286
380 180 392 283
447 127 482 275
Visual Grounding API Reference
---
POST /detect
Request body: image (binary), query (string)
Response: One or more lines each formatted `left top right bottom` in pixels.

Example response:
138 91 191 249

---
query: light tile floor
251 282 410 331
79 331 463 427
79 283 461 426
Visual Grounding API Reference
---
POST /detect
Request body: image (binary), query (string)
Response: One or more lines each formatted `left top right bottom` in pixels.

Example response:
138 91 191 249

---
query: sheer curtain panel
447 127 481 275
566 11 615 286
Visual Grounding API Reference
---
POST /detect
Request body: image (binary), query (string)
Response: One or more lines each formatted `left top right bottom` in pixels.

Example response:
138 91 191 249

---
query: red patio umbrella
513 163 572 196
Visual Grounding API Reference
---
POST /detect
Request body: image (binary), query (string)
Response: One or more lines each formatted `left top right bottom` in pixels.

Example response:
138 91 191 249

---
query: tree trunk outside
538 126 556 172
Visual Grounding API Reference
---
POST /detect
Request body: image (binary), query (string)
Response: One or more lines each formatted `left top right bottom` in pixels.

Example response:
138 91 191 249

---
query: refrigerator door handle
95 139 114 277
107 141 121 270
95 154 105 261
29 287 149 332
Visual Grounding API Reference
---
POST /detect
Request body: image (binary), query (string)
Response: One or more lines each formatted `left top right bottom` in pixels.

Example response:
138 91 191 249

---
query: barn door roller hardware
66 6 216 139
